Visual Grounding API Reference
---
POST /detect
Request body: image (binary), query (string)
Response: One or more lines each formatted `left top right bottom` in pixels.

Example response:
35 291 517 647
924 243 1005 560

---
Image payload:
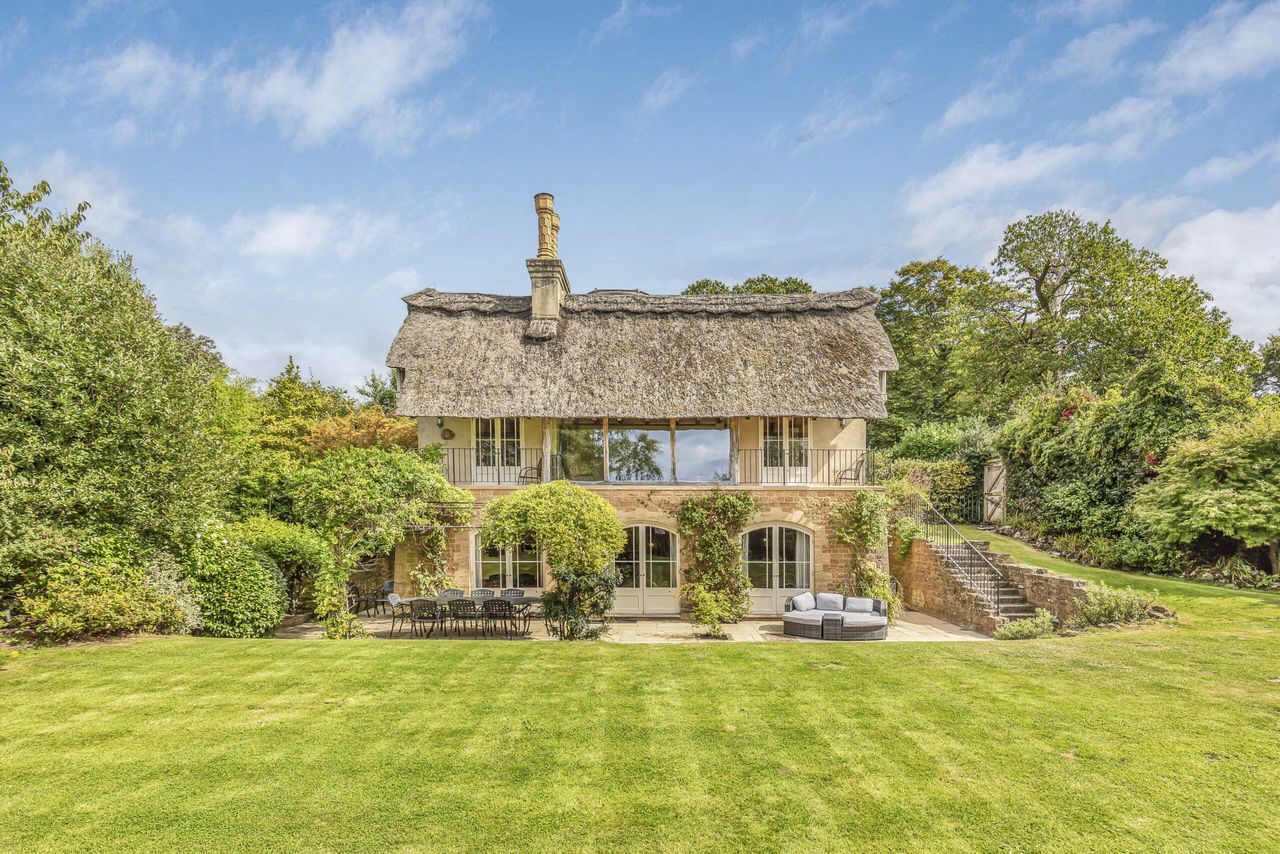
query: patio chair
345 581 371 615
481 598 518 639
373 580 395 615
446 598 480 637
517 465 542 484
470 589 495 600
410 598 440 638
440 588 464 599
387 593 413 637
499 588 525 599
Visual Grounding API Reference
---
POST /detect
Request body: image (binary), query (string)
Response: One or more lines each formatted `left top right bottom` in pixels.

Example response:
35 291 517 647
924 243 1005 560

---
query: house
386 194 898 616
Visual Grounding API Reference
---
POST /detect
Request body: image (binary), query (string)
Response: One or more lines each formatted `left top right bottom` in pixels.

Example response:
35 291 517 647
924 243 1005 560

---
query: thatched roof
387 287 898 419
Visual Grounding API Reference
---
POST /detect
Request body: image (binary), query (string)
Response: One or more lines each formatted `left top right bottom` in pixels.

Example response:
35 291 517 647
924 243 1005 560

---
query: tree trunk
1270 540 1280 576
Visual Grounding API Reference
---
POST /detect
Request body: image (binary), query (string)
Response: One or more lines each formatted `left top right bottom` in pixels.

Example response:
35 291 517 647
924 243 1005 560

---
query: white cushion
842 613 887 627
815 592 844 611
782 611 824 625
789 592 815 612
843 597 875 613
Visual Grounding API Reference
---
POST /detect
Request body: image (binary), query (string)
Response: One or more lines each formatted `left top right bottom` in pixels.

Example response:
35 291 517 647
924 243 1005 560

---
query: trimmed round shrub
186 521 286 638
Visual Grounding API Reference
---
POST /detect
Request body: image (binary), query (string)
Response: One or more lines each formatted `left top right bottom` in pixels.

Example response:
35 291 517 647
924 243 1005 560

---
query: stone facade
392 485 889 611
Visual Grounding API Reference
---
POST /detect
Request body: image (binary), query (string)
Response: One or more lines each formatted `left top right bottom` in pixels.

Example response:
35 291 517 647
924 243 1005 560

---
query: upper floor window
475 418 519 468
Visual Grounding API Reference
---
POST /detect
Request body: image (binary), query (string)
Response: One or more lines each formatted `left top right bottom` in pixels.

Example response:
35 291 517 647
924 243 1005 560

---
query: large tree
683 274 812 295
871 259 990 445
0 160 247 591
1254 334 1280 397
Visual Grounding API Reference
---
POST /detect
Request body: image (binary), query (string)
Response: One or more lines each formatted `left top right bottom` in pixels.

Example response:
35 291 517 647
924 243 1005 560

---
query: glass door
475 538 544 594
611 525 679 615
762 417 810 484
474 418 521 483
743 525 812 614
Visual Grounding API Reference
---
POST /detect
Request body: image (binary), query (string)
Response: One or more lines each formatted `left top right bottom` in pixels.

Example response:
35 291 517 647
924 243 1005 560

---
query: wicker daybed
783 592 889 641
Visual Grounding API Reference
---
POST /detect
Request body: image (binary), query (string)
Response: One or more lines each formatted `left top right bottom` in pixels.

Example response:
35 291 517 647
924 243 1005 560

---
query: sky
2 0 1278 388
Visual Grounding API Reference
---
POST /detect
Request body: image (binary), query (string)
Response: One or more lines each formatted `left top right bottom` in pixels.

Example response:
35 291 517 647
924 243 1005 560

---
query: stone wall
392 485 889 606
890 536 1002 635
987 556 1087 625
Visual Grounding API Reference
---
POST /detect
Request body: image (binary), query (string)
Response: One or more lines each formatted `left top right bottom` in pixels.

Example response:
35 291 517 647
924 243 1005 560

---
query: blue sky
2 0 1278 387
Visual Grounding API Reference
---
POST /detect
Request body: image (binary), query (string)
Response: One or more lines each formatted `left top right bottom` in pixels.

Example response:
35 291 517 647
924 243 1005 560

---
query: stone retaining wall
987 556 1088 625
890 536 1002 635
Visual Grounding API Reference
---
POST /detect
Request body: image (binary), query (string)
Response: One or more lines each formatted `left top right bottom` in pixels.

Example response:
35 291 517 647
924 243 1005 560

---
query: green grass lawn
3 539 1280 852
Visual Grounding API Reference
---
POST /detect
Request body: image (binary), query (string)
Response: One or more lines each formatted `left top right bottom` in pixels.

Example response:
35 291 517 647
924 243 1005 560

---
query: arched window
474 535 543 590
742 525 812 613
612 525 679 614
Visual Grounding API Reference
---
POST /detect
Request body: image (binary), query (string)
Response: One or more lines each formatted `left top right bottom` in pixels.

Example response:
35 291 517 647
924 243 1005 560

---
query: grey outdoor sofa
783 592 889 641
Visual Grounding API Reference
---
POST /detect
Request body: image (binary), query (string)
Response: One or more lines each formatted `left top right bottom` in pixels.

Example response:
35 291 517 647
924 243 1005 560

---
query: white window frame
473 535 544 590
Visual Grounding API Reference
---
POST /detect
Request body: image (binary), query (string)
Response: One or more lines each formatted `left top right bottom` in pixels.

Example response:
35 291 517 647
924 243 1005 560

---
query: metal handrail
918 498 1004 615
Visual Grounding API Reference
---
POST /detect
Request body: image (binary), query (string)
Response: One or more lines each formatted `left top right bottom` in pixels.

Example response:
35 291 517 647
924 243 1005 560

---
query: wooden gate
983 458 1006 524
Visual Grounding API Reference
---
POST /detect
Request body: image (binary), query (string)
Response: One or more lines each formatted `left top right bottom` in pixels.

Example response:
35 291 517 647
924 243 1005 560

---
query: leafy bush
995 608 1055 640
483 481 626 640
677 491 757 634
855 565 901 622
186 521 286 638
143 550 203 634
14 536 187 641
1186 556 1279 590
893 516 924 557
1134 407 1280 575
1075 582 1156 628
231 517 332 613
882 458 974 517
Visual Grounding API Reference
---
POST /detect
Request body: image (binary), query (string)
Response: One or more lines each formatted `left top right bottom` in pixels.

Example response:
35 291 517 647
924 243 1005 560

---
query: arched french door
611 525 679 615
742 525 812 614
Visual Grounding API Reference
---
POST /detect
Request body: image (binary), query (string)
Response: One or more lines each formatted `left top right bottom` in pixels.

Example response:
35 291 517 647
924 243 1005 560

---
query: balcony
438 447 878 487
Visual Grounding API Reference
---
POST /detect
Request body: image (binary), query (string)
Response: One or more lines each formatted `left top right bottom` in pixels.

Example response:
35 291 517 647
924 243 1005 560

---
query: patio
274 609 988 643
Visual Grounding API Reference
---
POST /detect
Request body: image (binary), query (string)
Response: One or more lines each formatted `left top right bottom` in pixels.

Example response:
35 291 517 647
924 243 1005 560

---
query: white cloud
1182 139 1280 185
593 0 678 45
429 90 534 142
1047 18 1160 79
925 83 1019 138
1150 0 1280 94
35 151 138 241
1035 0 1127 23
1105 194 1197 246
69 0 123 30
905 141 1095 219
799 7 854 47
793 95 882 149
1161 202 1280 341
226 205 399 265
730 31 766 61
871 68 911 102
1078 95 1177 157
638 68 692 114
226 0 487 149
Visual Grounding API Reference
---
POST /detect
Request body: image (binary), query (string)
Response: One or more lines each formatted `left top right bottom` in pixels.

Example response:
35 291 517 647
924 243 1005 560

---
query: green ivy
825 492 902 622
676 491 756 637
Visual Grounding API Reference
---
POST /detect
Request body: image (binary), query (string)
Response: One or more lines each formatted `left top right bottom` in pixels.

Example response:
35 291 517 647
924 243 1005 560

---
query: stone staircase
930 539 1036 622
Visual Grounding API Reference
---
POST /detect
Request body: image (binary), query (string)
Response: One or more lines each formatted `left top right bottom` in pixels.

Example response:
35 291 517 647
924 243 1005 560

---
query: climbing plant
676 491 757 636
825 490 901 622
481 481 625 640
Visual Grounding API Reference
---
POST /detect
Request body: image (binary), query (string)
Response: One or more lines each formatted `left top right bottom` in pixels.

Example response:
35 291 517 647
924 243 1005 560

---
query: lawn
3 539 1280 852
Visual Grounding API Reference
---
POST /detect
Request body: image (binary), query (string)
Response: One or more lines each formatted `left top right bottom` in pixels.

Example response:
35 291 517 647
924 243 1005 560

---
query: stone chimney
525 193 570 340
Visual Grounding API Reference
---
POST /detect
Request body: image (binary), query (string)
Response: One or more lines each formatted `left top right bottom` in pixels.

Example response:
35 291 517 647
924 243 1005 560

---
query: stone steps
925 539 1037 624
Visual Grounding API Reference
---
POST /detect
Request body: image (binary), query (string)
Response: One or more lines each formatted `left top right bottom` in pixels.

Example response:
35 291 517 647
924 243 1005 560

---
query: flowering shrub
186 521 286 638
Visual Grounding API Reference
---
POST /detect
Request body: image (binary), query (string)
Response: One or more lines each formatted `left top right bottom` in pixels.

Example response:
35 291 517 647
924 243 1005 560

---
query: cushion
789 592 815 612
843 596 875 613
842 613 888 628
815 592 844 611
782 610 824 626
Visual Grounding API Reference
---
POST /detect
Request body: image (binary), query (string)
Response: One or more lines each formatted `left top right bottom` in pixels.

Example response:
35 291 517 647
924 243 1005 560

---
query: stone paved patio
274 609 988 643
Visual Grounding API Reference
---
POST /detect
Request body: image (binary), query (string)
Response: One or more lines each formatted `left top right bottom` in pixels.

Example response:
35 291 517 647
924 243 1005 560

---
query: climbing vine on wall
824 491 902 622
676 491 757 636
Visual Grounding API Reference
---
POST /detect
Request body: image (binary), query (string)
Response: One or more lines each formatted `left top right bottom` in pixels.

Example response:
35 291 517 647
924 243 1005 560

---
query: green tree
683 274 813 295
0 160 248 594
290 447 472 637
872 259 990 444
1134 407 1280 574
357 369 398 413
481 481 626 640
1254 334 1280 396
